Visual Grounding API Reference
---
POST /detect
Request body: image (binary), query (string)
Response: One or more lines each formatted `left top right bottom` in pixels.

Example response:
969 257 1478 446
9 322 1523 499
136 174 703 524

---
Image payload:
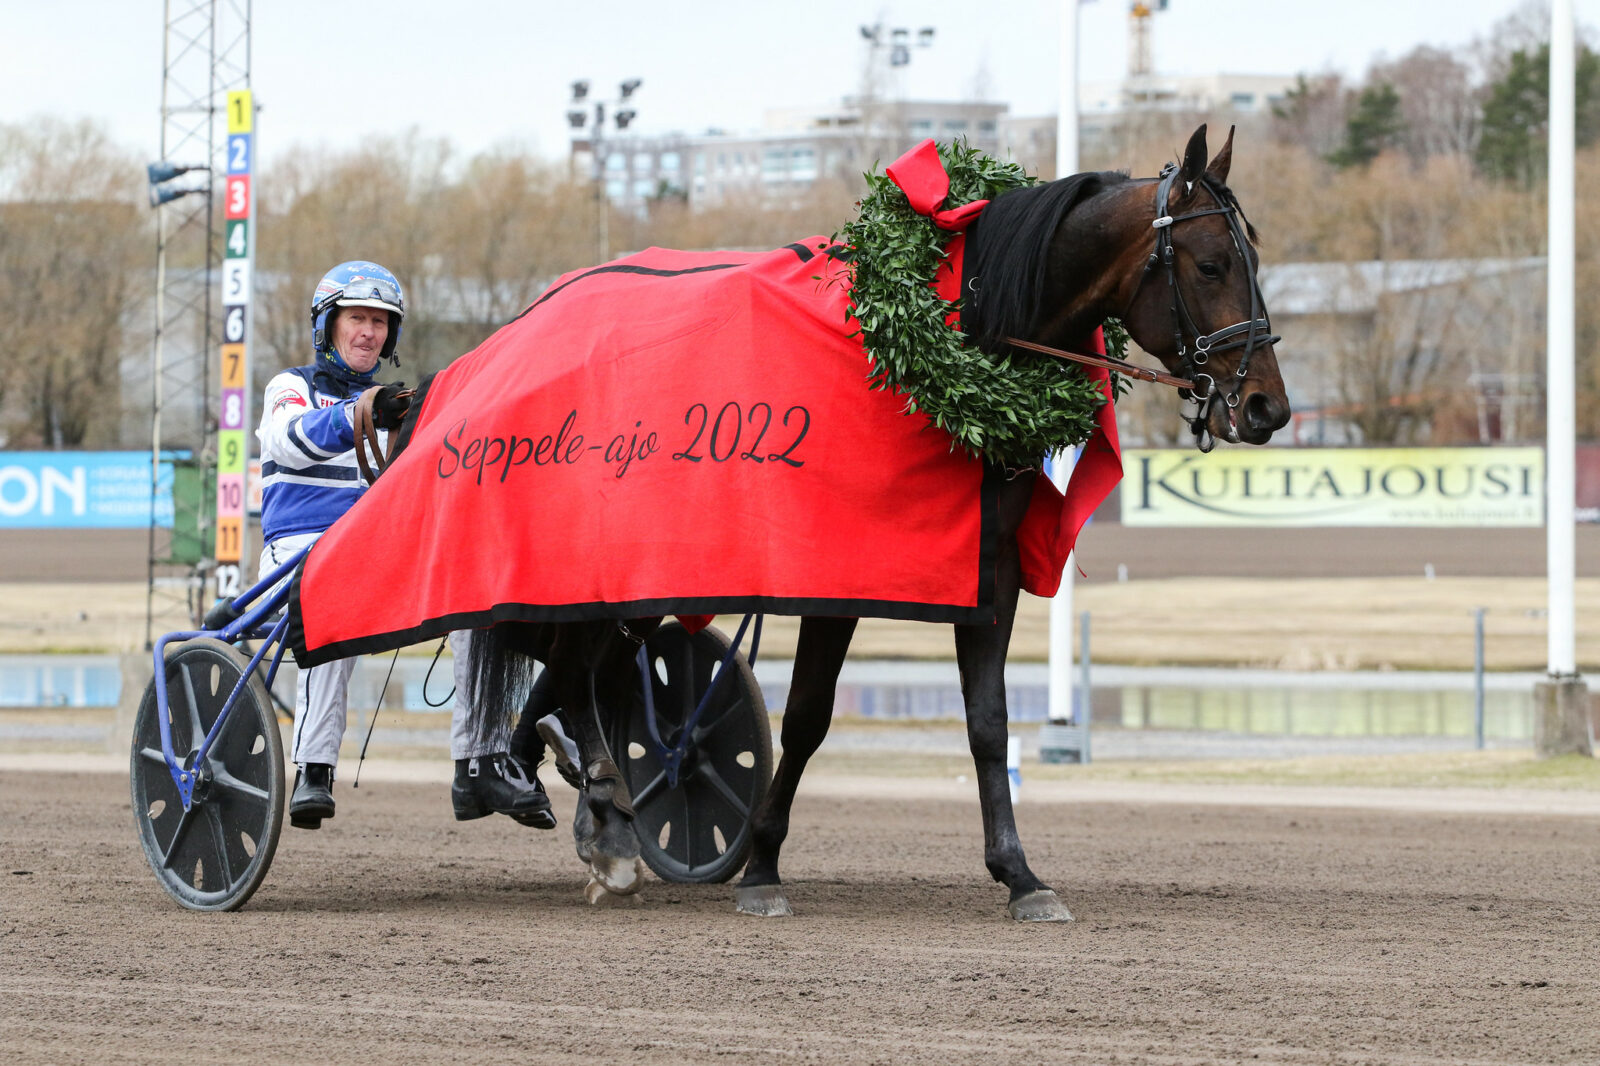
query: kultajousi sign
1122 447 1543 527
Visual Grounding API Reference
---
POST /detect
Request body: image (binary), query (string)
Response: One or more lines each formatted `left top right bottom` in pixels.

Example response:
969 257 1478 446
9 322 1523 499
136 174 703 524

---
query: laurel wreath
839 141 1128 467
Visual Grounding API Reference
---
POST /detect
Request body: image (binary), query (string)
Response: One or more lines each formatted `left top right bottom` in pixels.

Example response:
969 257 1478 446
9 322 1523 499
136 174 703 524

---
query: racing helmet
310 260 405 378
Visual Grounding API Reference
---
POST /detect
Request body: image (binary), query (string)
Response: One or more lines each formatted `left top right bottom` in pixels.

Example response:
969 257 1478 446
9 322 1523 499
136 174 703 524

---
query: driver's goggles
334 278 404 314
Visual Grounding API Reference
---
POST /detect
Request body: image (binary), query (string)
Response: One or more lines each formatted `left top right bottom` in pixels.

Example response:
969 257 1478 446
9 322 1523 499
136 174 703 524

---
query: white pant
259 538 509 768
449 629 510 761
259 532 355 767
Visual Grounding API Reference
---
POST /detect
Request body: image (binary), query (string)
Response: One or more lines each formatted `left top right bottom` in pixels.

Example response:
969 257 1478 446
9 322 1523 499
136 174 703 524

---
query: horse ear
1178 124 1209 189
1206 125 1235 185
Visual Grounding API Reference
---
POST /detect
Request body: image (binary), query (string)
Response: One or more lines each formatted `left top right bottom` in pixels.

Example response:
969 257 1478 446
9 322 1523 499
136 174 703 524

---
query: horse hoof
585 877 643 908
735 884 794 917
1008 889 1074 923
590 854 644 896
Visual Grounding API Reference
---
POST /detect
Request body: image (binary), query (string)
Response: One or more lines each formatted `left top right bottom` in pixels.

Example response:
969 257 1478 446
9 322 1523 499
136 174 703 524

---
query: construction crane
1128 0 1168 78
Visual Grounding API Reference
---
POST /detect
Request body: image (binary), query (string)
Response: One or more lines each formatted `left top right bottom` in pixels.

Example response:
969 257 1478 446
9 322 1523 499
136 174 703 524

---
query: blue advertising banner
0 452 175 529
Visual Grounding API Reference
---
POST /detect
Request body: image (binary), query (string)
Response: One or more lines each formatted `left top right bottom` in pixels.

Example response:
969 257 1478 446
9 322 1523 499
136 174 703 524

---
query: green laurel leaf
839 141 1128 467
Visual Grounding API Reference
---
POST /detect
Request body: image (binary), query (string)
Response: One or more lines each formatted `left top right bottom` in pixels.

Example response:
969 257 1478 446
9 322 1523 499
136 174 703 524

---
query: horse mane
962 171 1131 351
1204 178 1261 246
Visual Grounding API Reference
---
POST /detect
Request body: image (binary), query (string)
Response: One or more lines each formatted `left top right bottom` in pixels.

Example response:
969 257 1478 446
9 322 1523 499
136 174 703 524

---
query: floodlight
149 184 199 208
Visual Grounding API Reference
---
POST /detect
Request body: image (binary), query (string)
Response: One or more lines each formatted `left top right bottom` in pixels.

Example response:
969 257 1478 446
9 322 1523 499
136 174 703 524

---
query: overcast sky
3 1 1596 172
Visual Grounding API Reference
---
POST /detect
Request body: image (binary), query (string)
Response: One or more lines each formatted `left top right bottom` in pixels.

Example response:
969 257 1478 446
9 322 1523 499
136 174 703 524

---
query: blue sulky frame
635 612 763 788
150 547 308 812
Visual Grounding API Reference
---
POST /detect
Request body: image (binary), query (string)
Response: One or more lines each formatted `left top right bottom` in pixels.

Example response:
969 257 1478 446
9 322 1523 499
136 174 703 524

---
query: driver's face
334 306 389 373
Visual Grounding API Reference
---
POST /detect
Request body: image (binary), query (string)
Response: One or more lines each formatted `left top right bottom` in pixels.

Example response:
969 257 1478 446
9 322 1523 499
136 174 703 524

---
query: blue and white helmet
310 260 405 377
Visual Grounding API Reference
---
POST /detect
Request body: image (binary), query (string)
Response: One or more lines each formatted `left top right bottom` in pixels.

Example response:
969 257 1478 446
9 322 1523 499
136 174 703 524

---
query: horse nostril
1243 392 1285 433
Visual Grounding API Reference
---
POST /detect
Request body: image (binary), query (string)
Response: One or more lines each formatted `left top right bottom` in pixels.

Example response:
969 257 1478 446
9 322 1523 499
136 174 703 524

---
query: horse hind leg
577 773 644 904
555 623 646 902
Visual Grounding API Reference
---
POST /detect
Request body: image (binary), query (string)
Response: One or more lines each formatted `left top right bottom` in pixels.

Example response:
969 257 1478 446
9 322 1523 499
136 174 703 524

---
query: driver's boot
453 754 556 829
289 763 335 830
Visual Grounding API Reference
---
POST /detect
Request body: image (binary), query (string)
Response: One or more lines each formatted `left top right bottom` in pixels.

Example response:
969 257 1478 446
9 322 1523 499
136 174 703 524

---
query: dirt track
3 769 1599 1065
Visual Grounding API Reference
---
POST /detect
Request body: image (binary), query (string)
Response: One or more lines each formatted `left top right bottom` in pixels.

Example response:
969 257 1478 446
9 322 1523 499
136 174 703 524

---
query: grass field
10 575 1597 671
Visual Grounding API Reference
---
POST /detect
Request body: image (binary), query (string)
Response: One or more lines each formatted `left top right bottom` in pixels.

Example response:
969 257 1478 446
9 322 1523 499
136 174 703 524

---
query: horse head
964 123 1290 449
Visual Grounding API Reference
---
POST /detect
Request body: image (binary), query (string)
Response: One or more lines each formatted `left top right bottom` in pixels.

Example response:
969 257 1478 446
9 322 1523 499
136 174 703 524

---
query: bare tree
0 118 146 447
1269 73 1349 158
1369 46 1481 166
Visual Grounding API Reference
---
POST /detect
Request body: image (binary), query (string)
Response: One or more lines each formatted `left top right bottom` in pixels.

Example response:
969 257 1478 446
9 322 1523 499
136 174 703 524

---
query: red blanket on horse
289 153 1120 667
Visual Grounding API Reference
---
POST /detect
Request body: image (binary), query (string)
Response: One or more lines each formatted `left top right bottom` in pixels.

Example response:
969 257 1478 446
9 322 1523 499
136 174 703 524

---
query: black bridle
1134 163 1279 452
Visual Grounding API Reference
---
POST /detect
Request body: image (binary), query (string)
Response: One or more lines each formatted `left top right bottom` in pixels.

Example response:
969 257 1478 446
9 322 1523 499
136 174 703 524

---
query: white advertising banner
1122 447 1544 527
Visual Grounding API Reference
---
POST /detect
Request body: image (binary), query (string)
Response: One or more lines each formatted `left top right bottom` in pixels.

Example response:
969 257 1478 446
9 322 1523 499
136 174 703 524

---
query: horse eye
1198 262 1222 280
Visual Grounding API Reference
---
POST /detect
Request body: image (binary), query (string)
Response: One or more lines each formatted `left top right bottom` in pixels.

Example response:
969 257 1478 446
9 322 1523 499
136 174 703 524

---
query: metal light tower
143 0 252 647
567 78 641 264
859 22 936 69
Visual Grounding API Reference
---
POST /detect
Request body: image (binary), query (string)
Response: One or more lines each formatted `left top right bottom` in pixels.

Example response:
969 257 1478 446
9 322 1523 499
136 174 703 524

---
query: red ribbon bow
885 139 989 231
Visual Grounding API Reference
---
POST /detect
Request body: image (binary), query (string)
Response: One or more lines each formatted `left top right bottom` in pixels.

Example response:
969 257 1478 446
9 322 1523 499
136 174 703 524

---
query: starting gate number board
216 88 254 597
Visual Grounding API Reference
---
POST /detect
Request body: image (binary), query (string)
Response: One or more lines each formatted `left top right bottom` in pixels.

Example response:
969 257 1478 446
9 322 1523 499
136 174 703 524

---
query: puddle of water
753 661 1540 742
0 653 1545 744
0 655 122 708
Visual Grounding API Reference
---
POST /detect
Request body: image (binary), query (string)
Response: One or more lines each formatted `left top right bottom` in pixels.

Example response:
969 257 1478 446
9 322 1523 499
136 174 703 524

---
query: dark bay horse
388 124 1289 919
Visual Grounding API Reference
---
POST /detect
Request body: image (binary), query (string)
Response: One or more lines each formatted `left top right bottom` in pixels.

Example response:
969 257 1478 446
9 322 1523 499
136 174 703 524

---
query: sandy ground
3 764 1599 1065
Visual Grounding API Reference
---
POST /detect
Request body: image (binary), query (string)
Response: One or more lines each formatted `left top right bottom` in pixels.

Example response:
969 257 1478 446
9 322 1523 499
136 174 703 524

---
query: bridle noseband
1137 163 1279 452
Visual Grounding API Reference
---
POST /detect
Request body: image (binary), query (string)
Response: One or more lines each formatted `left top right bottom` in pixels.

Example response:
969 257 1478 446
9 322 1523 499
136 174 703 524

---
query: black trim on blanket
783 242 815 262
508 261 747 324
291 592 997 668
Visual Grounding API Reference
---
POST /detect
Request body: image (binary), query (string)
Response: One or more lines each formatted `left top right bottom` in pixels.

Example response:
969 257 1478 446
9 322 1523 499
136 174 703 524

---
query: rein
1002 336 1195 391
352 386 414 486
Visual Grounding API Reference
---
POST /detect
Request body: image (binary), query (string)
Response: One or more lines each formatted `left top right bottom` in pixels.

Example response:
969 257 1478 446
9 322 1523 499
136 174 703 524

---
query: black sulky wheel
130 637 285 911
611 621 772 884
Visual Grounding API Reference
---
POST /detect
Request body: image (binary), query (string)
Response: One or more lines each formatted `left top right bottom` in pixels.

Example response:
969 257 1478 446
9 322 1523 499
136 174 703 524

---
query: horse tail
464 622 542 753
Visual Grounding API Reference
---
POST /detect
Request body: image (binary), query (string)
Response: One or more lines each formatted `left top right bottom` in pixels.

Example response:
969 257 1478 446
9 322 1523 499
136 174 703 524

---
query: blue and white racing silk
257 364 384 544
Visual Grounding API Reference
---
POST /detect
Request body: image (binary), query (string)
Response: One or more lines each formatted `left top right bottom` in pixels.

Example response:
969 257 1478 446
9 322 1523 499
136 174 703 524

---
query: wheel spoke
677 641 695 719
696 762 750 820
631 769 669 812
160 806 197 869
210 765 269 804
692 695 745 744
202 803 235 888
682 792 697 869
139 746 172 768
211 676 252 751
178 662 205 749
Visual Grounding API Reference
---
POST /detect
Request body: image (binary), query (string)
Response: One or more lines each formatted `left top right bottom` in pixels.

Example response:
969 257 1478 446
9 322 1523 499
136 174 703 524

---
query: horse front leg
954 546 1074 923
735 615 857 917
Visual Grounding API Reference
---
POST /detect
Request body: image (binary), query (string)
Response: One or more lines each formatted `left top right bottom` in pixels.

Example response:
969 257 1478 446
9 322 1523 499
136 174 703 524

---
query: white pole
1548 0 1577 679
1047 450 1077 722
1047 0 1082 723
1057 0 1080 179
